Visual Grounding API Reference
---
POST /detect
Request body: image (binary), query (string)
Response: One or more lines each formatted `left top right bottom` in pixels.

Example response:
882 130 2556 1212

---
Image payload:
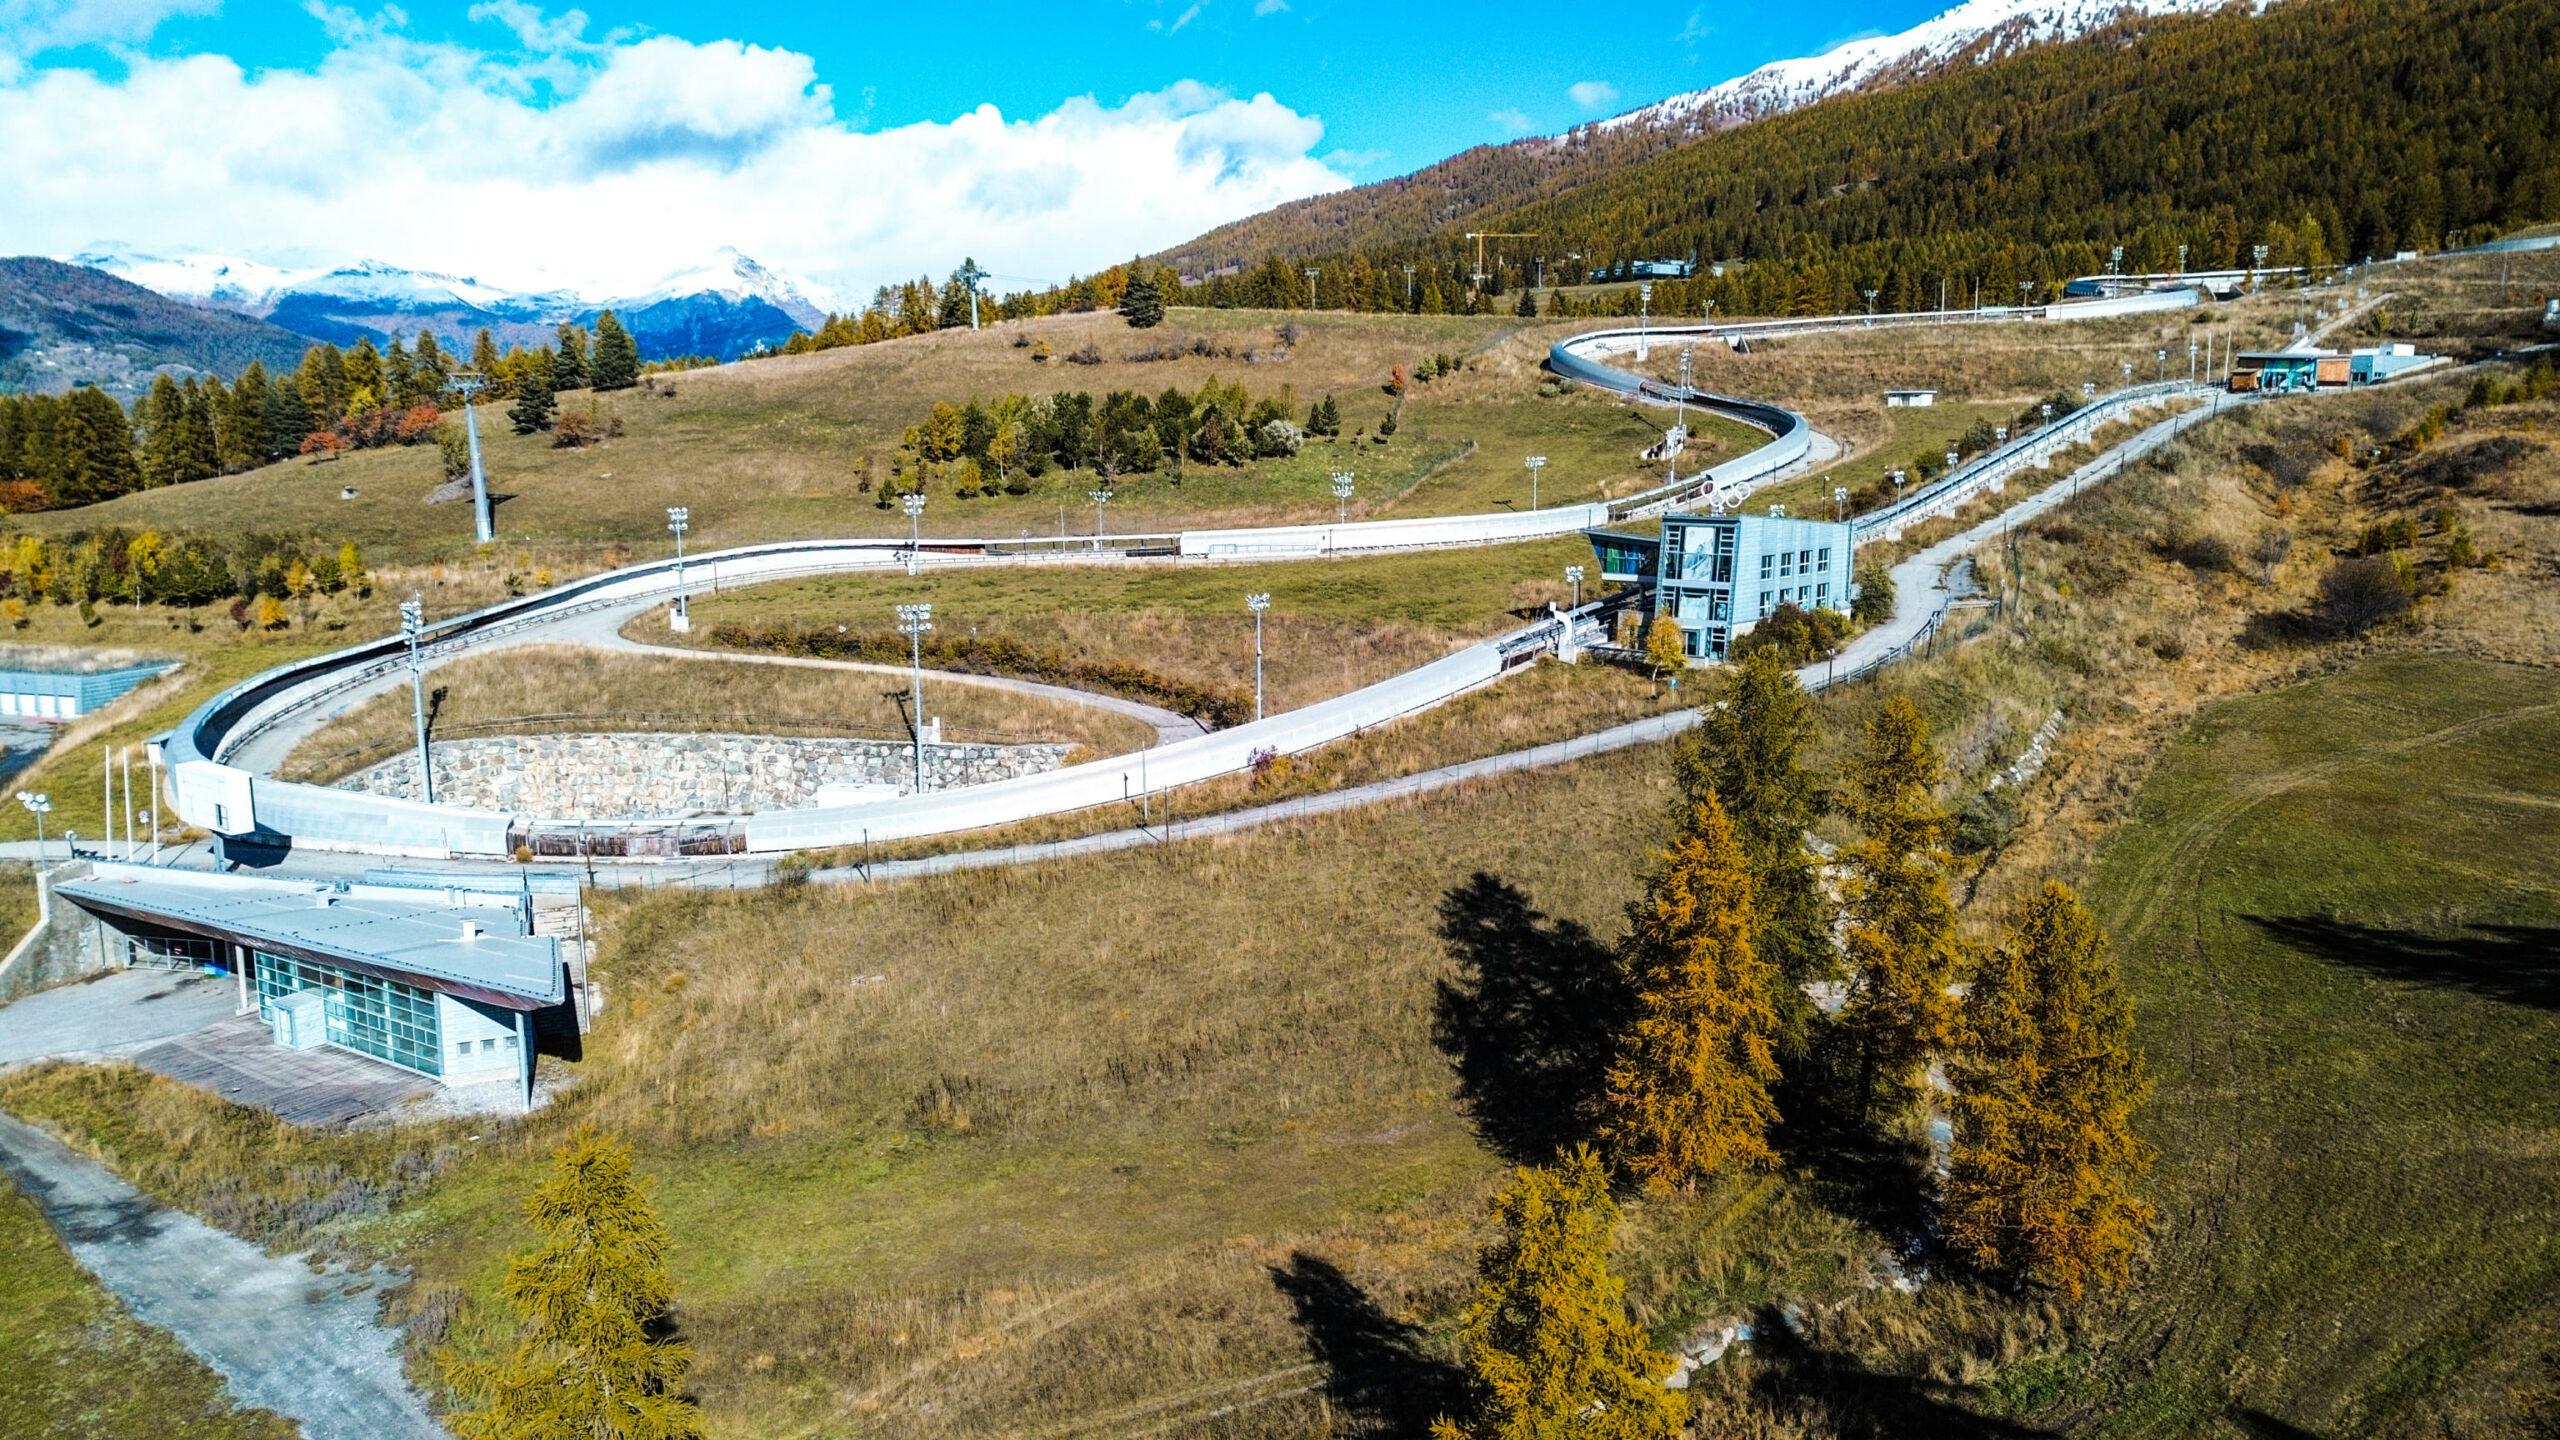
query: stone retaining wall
335 732 1077 821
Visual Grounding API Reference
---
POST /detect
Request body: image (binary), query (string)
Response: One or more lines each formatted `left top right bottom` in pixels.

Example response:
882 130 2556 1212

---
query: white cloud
0 0 217 74
1567 79 1619 110
1253 0 1288 13
1487 107 1534 136
0 6 1352 303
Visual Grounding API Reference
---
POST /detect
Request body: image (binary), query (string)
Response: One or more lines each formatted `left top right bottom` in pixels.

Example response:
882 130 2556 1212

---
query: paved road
0 1111 451 1440
0 968 237 1068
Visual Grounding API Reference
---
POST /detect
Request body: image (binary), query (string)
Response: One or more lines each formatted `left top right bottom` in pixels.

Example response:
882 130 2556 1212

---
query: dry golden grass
276 645 1156 784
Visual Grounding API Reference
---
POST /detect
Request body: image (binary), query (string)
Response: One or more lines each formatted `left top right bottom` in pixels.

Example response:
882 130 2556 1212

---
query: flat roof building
0 658 178 722
1587 510 1856 662
1884 388 1938 407
55 864 573 1104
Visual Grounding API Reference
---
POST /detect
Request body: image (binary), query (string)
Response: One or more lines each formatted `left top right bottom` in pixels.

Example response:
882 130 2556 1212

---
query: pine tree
510 350 557 434
471 328 505 385
1420 283 1450 315
56 386 138 507
1838 695 1959 1119
1433 1147 1687 1440
1944 882 2155 1298
264 380 312 462
1601 793 1783 1189
443 1128 703 1440
177 378 221 481
1516 285 1539 318
1673 648 1833 1049
221 363 268 473
138 375 187 488
591 311 640 391
554 322 590 391
1118 270 1165 329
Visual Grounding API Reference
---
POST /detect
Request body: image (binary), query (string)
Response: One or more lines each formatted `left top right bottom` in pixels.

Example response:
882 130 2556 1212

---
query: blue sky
0 0 1950 299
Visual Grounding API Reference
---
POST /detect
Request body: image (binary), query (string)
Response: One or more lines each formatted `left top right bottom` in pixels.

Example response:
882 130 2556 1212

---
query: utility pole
1246 592 1270 721
896 603 933 792
903 491 926 577
454 372 493 545
1525 454 1547 511
400 595 435 805
666 506 690 631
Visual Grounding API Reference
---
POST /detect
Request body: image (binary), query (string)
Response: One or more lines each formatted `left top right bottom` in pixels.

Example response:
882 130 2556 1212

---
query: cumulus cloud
1487 107 1534 136
0 5 1352 302
1567 79 1619 110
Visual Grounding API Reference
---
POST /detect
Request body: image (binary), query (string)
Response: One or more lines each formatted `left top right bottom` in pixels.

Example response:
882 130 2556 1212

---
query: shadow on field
2229 1407 2328 1439
2245 914 2560 1011
1745 1304 2056 1439
1270 1253 1463 1435
1432 872 1631 1165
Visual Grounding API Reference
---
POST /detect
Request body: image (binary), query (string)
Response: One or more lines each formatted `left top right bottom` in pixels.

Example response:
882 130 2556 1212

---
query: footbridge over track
159 291 2212 863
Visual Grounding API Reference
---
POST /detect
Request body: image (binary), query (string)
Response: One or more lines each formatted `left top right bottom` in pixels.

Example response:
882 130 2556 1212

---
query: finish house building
55 864 574 1102
1587 509 1857 662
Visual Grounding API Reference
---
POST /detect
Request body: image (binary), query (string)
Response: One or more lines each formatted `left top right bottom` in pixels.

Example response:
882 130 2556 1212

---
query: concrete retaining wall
335 733 1078 823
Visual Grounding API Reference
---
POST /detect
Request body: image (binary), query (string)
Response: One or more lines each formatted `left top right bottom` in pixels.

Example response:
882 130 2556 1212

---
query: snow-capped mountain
1605 0 2261 135
67 245 832 362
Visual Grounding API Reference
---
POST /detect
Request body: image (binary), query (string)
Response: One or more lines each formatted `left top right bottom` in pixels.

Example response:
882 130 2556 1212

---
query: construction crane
1463 231 1535 295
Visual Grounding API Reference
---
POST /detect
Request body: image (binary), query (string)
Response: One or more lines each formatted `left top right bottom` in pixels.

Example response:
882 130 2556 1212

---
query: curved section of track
161 293 2203 861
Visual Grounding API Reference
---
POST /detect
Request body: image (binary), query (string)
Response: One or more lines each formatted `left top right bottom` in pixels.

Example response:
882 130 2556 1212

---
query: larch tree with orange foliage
1944 881 2156 1298
1600 792 1784 1192
1838 694 1961 1120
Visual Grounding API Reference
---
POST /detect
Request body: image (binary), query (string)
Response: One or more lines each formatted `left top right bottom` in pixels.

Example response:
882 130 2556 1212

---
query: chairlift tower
452 372 493 544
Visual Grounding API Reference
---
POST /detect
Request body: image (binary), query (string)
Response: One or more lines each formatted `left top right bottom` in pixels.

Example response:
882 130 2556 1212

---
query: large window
255 952 443 1077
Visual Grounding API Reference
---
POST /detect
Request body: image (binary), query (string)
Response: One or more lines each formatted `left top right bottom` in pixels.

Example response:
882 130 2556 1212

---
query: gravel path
0 1111 450 1440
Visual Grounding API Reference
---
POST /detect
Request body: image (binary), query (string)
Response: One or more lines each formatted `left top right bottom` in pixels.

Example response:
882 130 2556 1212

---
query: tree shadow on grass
1743 1304 2056 1439
2244 914 2560 1011
1767 1034 1940 1267
1431 872 1631 1166
2229 1407 2327 1439
1269 1252 1464 1436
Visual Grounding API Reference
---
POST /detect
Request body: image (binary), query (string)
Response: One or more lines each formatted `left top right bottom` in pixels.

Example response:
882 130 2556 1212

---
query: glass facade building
254 952 445 1077
1586 511 1856 662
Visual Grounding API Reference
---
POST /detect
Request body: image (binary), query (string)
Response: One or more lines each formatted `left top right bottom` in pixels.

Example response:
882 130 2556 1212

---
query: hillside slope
1164 0 2560 307
0 259 311 400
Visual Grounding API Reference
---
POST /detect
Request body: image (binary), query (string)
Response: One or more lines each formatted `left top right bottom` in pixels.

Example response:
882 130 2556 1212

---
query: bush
1851 567 1894 626
1730 601 1850 665
1064 343 1104 366
1254 419 1305 458
2317 556 2413 635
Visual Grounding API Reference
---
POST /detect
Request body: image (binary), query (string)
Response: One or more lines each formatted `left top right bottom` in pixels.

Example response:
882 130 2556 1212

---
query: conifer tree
1515 285 1539 318
1420 283 1449 315
510 350 557 434
1674 648 1833 1047
591 311 640 391
139 375 187 488
471 328 505 385
1118 270 1165 329
1838 695 1959 1118
56 387 139 507
264 380 312 463
177 378 221 481
1433 1147 1686 1440
1601 793 1783 1189
442 1128 703 1440
553 323 590 391
1944 882 2155 1298
221 363 268 473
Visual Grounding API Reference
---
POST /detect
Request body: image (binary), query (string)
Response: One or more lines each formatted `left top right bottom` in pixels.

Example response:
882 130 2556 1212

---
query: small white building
1884 388 1938 408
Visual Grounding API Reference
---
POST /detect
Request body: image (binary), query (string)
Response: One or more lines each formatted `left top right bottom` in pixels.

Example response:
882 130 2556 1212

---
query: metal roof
58 864 564 1009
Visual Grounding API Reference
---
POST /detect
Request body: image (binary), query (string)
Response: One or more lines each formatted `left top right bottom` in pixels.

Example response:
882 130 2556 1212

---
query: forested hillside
1159 0 2560 316
0 259 311 400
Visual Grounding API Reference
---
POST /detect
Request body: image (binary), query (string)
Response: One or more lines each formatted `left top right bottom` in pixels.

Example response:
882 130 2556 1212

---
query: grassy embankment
0 1173 296 1439
276 645 1158 785
11 309 1762 566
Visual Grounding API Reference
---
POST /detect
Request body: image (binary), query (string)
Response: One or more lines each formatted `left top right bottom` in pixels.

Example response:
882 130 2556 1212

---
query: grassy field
2039 657 2560 1438
10 309 1735 566
0 1172 296 1440
276 645 1155 784
671 538 1596 711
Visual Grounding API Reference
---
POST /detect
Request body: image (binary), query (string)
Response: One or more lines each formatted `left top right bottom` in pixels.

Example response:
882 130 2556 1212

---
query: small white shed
1884 388 1938 408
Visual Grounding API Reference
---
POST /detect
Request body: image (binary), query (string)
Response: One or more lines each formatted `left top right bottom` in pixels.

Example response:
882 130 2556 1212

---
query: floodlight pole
1676 348 1692 431
1331 471 1354 524
1089 488 1112 551
1246 593 1271 721
400 595 435 806
903 492 927 577
1636 282 1652 362
1565 564 1585 609
455 373 493 545
666 506 690 631
1526 454 1546 511
1304 267 1319 309
896 603 933 792
15 791 48 864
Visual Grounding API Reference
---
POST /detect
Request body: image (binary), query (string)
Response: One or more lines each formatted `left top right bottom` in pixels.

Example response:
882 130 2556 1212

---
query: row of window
1756 581 1833 618
1757 546 1835 581
255 952 445 1077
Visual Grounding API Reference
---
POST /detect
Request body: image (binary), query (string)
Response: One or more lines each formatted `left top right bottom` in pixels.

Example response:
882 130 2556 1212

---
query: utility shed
1884 388 1938 407
54 864 572 1103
